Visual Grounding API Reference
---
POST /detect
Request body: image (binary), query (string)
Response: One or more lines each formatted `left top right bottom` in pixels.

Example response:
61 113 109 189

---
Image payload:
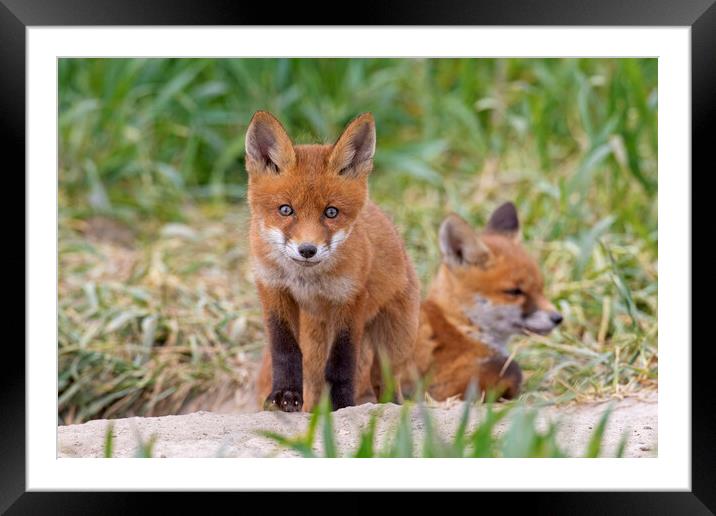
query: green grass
58 58 657 424
102 422 159 458
100 391 626 458
260 388 626 458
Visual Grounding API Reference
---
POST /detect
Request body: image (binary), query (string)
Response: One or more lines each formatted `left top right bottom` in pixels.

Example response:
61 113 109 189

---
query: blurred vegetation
261 389 626 458
101 386 628 458
58 58 657 424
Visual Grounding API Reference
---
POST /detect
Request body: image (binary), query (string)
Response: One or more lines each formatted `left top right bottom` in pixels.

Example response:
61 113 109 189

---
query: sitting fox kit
414 203 563 401
247 111 420 412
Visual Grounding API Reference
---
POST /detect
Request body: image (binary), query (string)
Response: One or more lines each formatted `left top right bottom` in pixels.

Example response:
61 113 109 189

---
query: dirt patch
58 392 656 458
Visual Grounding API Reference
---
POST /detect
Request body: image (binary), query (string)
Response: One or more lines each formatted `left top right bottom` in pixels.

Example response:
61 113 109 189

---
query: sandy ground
58 391 656 458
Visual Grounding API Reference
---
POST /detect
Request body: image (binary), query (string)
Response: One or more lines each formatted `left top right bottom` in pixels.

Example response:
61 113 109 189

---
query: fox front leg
264 314 303 412
325 327 358 410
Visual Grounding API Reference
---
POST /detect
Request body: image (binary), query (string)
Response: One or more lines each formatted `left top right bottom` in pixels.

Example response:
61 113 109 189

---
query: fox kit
248 111 420 412
414 202 562 401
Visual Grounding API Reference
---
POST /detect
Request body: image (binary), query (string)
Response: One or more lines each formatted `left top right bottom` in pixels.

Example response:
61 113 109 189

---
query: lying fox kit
414 202 563 401
248 111 420 412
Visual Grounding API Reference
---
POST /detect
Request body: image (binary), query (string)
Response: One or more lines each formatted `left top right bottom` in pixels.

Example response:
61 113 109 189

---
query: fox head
245 111 375 270
434 203 563 350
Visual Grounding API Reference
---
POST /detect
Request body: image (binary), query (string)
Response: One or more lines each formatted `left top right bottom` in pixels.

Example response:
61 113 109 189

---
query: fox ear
329 113 376 178
245 111 296 175
439 214 491 268
485 201 520 241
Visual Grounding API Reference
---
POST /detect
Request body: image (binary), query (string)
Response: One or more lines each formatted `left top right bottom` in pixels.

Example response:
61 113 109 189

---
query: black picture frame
2 0 708 512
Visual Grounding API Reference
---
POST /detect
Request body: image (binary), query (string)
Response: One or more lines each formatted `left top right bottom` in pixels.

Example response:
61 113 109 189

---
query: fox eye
324 206 339 219
278 204 294 216
504 288 524 297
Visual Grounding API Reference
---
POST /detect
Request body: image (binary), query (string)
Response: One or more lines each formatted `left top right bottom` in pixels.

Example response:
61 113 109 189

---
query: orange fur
413 206 561 401
249 112 420 411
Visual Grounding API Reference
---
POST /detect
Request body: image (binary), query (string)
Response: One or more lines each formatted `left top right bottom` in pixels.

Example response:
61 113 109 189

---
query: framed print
2 0 710 512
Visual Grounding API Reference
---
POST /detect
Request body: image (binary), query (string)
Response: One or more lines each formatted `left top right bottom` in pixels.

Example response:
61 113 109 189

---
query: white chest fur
252 258 357 308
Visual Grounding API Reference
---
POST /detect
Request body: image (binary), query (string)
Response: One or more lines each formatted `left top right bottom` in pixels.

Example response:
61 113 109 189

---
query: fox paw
264 390 303 412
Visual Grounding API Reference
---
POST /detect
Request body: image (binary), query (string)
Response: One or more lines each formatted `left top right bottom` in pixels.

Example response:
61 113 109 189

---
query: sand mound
58 392 656 458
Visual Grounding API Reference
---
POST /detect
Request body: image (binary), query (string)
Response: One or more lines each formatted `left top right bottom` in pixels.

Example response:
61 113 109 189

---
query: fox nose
298 243 318 259
550 311 563 325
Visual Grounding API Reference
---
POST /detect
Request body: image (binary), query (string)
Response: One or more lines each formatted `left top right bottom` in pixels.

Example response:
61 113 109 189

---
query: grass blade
585 403 614 458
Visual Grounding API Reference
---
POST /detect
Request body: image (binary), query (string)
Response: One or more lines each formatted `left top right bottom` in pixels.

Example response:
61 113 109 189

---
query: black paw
264 390 303 412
